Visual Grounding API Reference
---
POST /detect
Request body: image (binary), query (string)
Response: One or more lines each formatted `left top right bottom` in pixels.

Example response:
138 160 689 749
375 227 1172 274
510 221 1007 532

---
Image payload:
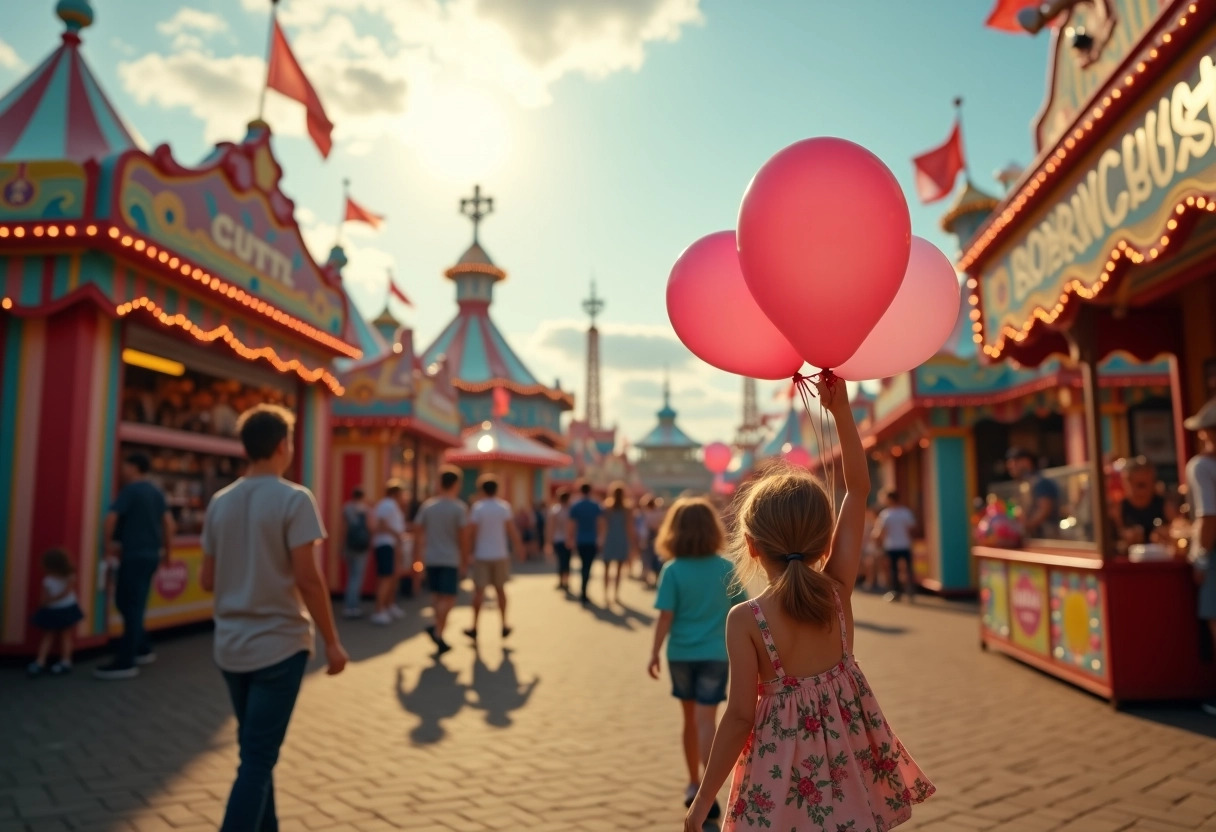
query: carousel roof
636 382 700 450
760 407 806 458
940 181 1000 236
446 420 572 468
0 1 140 163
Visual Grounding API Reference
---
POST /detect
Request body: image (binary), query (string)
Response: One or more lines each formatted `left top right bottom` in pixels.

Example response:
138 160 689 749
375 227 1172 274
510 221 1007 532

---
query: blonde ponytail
730 463 838 626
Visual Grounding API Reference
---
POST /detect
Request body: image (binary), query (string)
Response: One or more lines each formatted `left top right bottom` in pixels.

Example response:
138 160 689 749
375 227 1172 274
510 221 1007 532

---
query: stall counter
976 546 1215 705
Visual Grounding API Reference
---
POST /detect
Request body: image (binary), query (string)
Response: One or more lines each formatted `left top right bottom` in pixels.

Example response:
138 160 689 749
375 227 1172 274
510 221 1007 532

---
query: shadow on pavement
396 658 469 744
584 600 655 630
470 647 539 727
1122 704 1216 739
853 620 909 636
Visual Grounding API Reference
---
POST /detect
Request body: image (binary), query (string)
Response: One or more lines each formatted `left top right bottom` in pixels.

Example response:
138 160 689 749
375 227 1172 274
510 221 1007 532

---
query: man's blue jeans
343 551 368 610
220 651 309 832
114 555 159 668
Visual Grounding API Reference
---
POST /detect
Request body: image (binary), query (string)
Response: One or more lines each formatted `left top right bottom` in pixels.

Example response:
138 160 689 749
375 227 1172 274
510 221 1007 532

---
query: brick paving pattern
2 564 1215 831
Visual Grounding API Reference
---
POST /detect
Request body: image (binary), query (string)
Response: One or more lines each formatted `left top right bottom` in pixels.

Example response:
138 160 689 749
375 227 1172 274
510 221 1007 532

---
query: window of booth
117 327 298 538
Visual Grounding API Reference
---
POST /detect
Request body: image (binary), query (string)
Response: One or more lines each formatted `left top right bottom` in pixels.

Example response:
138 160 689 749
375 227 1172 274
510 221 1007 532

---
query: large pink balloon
738 138 911 368
703 442 733 475
833 237 962 381
667 231 804 380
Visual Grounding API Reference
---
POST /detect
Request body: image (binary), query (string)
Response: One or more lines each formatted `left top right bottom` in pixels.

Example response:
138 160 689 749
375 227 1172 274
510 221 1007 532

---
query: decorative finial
57 0 94 35
460 184 494 245
582 277 605 327
663 366 671 409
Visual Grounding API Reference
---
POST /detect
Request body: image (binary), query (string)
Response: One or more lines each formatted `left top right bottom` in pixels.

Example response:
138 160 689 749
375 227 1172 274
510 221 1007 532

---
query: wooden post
1068 306 1111 561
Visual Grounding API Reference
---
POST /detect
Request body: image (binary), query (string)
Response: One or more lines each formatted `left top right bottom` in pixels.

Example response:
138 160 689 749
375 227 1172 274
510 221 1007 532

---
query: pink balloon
784 446 812 468
703 442 733 474
667 231 804 380
738 138 911 368
834 237 962 381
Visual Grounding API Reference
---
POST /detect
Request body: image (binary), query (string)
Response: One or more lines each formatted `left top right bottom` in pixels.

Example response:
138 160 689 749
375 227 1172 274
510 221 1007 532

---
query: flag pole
954 96 972 186
257 0 279 121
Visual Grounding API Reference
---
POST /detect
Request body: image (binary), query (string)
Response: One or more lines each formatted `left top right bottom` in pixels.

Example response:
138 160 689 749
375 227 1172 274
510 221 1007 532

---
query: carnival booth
0 2 357 654
329 304 462 594
445 418 571 508
963 0 1216 702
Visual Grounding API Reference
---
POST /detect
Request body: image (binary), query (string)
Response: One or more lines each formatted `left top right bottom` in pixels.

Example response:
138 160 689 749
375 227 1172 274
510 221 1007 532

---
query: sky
1 0 1053 447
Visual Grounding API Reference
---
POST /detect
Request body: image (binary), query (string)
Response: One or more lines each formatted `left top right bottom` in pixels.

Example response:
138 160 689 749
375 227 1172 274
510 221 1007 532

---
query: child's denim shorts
669 660 729 705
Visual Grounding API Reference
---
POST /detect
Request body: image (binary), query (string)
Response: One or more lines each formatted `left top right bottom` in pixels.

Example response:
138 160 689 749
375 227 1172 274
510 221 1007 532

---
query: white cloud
121 0 703 154
0 38 24 72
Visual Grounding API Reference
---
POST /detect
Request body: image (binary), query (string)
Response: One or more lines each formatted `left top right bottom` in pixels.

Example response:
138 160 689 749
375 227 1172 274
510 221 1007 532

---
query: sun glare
408 81 513 182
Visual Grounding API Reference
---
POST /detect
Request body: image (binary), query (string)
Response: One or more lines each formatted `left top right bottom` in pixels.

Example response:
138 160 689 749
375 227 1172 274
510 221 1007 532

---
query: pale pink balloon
703 442 733 474
667 231 804 380
738 137 911 368
833 237 961 381
784 446 812 468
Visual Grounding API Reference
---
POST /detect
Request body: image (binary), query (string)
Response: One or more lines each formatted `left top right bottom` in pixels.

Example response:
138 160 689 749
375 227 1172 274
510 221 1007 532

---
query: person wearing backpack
341 487 372 618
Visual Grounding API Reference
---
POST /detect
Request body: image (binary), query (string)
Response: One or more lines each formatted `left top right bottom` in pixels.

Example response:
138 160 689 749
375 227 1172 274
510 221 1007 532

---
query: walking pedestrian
340 487 371 619
874 490 918 603
199 404 348 832
1183 397 1216 717
647 497 747 819
370 480 407 625
685 378 934 832
27 548 85 676
568 482 605 605
548 490 573 592
414 467 469 655
95 452 174 680
465 476 522 642
601 482 636 605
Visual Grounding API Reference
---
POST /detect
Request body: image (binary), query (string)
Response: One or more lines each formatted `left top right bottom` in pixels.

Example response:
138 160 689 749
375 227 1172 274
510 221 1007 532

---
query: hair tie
784 553 804 563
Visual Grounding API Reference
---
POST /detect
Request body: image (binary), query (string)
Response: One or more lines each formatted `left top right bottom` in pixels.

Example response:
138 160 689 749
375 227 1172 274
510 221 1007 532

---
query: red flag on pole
344 196 383 229
387 272 412 306
985 0 1053 33
912 122 965 204
266 19 334 158
492 387 511 418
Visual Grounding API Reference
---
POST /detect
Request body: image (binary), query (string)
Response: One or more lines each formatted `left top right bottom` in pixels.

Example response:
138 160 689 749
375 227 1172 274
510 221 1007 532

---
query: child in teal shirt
648 496 747 821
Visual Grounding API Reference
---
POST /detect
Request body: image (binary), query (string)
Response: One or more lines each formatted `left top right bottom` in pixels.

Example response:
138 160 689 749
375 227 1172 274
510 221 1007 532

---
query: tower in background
582 279 604 430
734 378 764 453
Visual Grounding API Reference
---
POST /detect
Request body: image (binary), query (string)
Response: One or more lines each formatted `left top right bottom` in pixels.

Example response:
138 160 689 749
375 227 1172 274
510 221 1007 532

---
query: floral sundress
724 591 935 831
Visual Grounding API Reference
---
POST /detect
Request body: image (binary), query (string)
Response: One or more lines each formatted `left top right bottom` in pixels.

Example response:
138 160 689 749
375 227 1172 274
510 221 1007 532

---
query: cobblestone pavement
2 563 1216 832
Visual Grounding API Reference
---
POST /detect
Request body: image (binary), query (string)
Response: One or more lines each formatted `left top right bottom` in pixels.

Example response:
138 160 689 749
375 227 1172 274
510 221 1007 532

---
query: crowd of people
26 386 1216 830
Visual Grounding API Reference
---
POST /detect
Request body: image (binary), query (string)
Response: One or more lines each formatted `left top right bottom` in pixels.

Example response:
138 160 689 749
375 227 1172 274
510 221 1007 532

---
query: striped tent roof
760 407 806 458
0 1 139 163
445 420 572 468
422 304 541 387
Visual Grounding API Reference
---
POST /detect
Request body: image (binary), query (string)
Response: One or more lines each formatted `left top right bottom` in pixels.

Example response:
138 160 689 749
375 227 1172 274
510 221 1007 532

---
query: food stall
0 2 357 654
329 308 463 593
446 419 572 508
962 0 1216 702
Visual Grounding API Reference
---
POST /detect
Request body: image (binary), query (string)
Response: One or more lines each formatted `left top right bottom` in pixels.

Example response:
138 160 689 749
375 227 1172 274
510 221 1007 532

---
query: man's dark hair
558 490 570 505
385 479 404 496
125 452 152 474
481 477 499 497
580 482 592 496
440 468 461 491
352 487 365 499
237 404 295 461
886 490 899 503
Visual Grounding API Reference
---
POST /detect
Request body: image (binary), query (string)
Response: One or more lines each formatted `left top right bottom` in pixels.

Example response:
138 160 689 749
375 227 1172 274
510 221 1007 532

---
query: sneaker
50 661 72 675
342 607 364 619
93 663 139 680
883 592 900 603
462 627 477 642
26 662 45 677
1201 701 1216 717
708 800 721 820
135 651 157 666
370 611 392 625
684 784 698 808
388 604 405 620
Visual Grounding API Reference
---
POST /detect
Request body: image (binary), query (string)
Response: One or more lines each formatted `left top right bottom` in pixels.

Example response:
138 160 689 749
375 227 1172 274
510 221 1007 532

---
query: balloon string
792 370 841 520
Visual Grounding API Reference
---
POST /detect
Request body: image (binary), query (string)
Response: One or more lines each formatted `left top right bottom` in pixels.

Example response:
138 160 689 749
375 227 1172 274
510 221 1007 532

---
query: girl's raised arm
820 379 871 592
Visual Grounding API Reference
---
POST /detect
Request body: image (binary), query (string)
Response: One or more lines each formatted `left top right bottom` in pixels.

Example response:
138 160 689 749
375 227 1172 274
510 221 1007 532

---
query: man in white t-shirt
370 480 407 625
464 476 524 642
874 490 918 603
1184 398 1216 717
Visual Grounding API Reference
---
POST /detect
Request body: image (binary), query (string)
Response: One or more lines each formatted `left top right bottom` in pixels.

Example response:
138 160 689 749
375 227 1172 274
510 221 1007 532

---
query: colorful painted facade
0 2 355 653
